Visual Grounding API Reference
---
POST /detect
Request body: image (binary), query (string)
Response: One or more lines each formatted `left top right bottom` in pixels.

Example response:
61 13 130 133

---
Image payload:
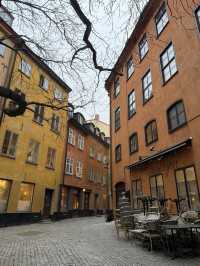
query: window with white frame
103 155 107 165
78 134 84 150
142 70 153 103
89 167 94 181
155 3 169 36
127 58 134 79
68 128 75 145
160 43 177 83
26 139 40 164
51 114 60 133
65 157 73 175
89 146 95 158
102 176 107 185
54 88 64 101
39 74 48 91
0 43 5 56
139 34 148 60
76 161 83 178
97 153 102 162
20 59 31 77
1 130 18 157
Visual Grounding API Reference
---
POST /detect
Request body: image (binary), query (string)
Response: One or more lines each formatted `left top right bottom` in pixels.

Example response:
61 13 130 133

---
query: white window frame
89 146 95 158
97 153 102 162
27 139 40 164
65 157 73 175
76 161 83 178
20 59 32 77
78 134 84 150
68 128 76 145
54 88 64 101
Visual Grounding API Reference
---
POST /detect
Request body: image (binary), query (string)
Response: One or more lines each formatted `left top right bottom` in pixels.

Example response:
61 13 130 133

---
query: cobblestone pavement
0 217 200 266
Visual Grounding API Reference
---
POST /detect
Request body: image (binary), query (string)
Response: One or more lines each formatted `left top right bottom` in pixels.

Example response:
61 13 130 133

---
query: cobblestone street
0 217 200 266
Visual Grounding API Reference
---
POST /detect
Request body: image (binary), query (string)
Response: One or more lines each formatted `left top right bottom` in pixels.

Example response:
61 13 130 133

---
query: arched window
145 120 158 145
167 100 186 132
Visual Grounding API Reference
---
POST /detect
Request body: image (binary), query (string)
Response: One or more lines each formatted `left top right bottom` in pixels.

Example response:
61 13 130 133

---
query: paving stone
0 217 200 266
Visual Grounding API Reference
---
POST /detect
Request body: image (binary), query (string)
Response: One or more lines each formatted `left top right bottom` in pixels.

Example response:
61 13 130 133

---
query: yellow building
0 19 71 217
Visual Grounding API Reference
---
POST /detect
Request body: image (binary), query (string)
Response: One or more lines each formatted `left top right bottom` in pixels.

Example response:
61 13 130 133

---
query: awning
127 138 192 170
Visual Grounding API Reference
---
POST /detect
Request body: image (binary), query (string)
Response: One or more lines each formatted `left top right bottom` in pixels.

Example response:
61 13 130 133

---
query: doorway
43 189 53 218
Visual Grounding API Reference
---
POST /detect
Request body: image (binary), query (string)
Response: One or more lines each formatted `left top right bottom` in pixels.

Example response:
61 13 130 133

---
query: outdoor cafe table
160 223 200 257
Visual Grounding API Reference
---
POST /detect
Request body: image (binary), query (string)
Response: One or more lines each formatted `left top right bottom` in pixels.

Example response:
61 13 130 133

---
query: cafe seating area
115 192 200 257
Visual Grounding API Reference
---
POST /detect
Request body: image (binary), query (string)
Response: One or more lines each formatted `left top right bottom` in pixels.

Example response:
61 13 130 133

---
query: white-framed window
89 146 95 158
89 167 94 181
102 176 107 185
26 139 40 164
1 130 18 157
0 43 6 56
97 153 102 162
54 88 64 101
76 161 83 178
39 75 48 91
127 58 134 79
51 114 60 133
160 43 177 83
103 155 107 165
155 3 169 36
20 59 31 77
68 128 76 145
77 134 84 150
139 34 148 60
65 157 73 175
46 147 56 169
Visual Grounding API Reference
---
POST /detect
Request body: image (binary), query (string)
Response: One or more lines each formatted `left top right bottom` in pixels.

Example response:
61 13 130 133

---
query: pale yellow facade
0 34 70 214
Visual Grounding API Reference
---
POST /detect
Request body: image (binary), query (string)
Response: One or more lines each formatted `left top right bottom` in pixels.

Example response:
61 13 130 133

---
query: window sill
18 70 30 79
33 119 43 126
143 95 153 105
162 70 178 87
0 153 16 160
26 160 38 166
168 122 187 134
45 166 55 171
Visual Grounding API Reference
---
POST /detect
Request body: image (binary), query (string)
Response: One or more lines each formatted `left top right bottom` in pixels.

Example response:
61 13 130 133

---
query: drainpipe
109 91 113 210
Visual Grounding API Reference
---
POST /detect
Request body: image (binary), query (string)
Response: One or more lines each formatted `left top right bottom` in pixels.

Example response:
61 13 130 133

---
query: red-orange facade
61 112 109 211
106 0 200 212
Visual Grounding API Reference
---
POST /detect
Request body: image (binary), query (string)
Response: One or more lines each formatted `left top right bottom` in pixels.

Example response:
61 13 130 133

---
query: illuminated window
17 183 34 212
0 179 11 213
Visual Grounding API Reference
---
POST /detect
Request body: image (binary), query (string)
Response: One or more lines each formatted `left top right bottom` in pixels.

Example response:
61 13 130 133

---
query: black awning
127 138 192 170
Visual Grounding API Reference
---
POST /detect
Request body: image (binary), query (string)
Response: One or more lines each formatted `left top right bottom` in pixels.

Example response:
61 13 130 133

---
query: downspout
109 91 113 209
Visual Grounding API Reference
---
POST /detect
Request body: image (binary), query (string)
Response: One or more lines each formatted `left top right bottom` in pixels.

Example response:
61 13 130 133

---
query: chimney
95 114 99 121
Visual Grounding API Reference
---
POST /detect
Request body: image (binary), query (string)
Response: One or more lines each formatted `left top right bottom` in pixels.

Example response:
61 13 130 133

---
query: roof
127 138 192 170
0 18 71 93
105 0 162 90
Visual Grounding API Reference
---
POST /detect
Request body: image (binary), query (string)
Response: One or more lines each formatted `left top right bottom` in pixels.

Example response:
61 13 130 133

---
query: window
114 107 120 131
65 157 73 175
129 133 138 154
33 105 44 124
54 88 64 101
127 58 134 79
139 34 148 60
76 161 83 178
114 78 120 97
103 155 108 165
115 144 121 162
1 130 18 157
97 153 102 162
77 134 84 150
51 114 60 133
155 3 169 35
145 120 158 145
175 166 199 210
0 43 5 56
195 6 200 32
89 146 95 158
20 59 31 77
167 101 186 132
150 174 164 205
89 167 94 181
142 70 153 103
46 148 56 169
128 90 136 119
160 43 177 83
17 183 34 212
39 75 48 91
68 128 75 145
102 176 107 185
132 179 142 209
27 139 40 164
0 179 11 213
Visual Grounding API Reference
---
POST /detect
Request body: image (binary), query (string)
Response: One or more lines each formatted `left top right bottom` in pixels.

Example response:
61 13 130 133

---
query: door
43 189 53 218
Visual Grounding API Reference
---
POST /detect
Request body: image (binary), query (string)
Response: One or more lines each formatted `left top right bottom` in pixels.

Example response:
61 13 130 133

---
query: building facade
61 111 109 211
0 18 71 216
106 0 200 212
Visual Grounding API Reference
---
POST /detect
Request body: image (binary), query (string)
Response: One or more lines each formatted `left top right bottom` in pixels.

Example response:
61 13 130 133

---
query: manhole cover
17 231 43 236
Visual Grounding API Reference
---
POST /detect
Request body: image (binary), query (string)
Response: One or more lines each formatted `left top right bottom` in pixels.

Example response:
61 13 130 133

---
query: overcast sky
8 0 148 124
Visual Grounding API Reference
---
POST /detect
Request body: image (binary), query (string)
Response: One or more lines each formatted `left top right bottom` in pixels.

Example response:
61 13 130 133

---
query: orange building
60 110 109 211
106 0 200 212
